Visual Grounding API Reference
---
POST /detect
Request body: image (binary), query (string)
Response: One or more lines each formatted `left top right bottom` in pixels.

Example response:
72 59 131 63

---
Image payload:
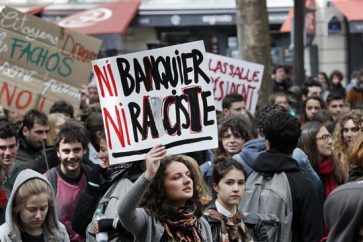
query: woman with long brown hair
118 144 212 242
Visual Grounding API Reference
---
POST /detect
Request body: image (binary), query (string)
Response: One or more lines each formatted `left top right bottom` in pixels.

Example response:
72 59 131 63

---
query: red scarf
0 188 7 207
319 157 337 198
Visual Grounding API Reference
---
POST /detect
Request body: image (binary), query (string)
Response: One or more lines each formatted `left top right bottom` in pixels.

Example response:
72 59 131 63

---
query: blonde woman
0 169 69 241
46 113 68 146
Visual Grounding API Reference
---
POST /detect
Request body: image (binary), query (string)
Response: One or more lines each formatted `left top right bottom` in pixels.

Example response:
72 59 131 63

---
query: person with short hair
242 111 323 241
326 93 345 120
272 65 293 93
16 109 50 169
302 79 323 100
0 169 69 241
328 70 346 99
45 121 93 242
0 163 6 224
49 101 75 119
222 93 246 118
0 122 23 197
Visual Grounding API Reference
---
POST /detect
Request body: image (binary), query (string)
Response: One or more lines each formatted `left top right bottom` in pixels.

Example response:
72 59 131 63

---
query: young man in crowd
16 109 49 168
326 92 345 120
45 120 92 242
272 65 293 93
240 111 323 241
0 122 23 196
222 93 247 118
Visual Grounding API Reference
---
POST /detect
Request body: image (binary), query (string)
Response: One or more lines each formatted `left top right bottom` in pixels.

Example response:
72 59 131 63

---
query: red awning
331 0 363 21
280 8 293 33
26 5 47 15
57 0 140 35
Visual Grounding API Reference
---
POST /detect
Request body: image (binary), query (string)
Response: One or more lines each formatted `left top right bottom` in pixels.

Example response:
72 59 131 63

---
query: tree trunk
236 0 271 111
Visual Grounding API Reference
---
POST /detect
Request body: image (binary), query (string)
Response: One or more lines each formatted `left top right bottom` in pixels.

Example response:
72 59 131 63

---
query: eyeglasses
316 134 332 141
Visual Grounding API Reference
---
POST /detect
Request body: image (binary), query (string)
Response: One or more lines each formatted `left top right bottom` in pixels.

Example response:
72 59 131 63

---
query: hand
144 144 166 181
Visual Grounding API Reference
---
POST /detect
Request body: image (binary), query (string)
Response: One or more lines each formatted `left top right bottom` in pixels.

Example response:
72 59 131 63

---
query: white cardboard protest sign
92 41 218 164
207 53 264 114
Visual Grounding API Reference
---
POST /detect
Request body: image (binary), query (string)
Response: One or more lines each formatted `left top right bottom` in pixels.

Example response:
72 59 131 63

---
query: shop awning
331 0 363 33
280 8 293 32
26 5 47 15
331 0 363 21
57 0 140 35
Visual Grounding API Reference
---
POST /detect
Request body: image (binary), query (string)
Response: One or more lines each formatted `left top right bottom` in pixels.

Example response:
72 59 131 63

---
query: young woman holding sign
118 144 213 242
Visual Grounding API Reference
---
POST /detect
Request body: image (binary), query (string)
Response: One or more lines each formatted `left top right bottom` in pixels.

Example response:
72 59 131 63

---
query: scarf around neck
161 201 202 242
319 156 338 197
0 188 6 207
207 208 251 242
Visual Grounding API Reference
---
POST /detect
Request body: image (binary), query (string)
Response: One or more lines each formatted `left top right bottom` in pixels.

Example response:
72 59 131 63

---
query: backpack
239 171 293 242
86 178 134 242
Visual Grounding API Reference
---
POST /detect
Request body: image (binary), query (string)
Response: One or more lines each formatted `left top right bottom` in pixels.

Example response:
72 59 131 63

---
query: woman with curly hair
332 110 363 169
300 96 326 124
200 116 252 192
347 133 363 181
214 116 252 162
118 144 212 242
298 122 347 199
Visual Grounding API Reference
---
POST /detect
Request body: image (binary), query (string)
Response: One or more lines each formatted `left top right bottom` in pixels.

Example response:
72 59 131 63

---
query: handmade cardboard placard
207 53 264 114
92 41 218 164
0 6 102 112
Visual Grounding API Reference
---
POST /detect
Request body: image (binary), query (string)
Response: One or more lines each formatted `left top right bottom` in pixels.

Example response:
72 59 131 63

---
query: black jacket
252 151 324 242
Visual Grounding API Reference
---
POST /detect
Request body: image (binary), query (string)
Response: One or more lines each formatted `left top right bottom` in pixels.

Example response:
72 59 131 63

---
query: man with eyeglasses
0 121 24 197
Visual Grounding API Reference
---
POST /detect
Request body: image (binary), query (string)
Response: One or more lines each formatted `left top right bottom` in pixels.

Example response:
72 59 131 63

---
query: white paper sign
207 53 264 114
92 41 218 164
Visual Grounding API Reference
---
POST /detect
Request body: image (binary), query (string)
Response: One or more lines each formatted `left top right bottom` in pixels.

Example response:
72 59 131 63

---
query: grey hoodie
324 181 363 242
0 169 69 242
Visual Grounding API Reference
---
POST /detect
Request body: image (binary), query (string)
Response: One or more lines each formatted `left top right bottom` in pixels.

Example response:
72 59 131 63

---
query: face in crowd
221 128 245 156
327 99 344 119
223 101 246 117
23 121 50 149
316 126 332 157
98 137 109 167
57 140 86 178
305 99 321 121
163 161 193 208
275 67 287 83
213 165 245 213
342 119 361 147
0 136 19 166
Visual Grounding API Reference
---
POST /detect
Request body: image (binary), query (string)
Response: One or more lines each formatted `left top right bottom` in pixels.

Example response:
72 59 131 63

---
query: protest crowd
2 7 363 242
0 66 363 242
